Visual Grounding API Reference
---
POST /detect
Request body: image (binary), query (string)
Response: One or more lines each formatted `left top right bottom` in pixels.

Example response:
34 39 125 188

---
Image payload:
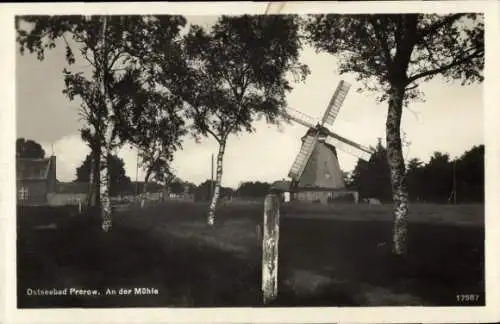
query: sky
15 15 484 189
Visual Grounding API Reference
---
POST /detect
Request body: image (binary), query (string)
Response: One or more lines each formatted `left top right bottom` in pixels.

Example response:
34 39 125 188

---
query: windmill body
296 134 345 189
280 80 374 204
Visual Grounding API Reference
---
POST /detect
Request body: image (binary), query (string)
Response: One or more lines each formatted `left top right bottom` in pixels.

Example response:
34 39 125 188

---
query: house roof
16 157 52 180
270 180 291 192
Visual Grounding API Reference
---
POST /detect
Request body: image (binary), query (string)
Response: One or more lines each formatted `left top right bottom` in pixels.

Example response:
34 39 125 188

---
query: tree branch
108 51 128 71
406 50 483 84
416 14 467 43
405 83 419 91
369 17 393 67
205 127 222 144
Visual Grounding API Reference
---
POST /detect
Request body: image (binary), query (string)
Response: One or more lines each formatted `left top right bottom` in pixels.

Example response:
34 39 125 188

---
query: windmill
281 80 374 204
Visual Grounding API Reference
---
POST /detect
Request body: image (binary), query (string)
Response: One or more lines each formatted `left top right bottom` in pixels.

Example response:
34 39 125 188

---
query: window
18 186 29 201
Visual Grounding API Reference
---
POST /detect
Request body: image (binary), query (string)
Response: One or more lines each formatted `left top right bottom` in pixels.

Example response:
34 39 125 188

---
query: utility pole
135 147 139 196
210 153 214 198
453 159 457 204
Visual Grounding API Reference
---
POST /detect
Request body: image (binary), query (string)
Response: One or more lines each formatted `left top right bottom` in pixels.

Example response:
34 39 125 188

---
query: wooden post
262 194 280 305
353 191 359 204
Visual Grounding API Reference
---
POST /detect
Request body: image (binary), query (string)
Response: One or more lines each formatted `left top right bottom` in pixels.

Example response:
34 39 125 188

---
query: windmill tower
281 80 374 204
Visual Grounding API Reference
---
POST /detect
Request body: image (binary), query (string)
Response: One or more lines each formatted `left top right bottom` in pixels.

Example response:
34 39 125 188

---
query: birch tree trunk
207 140 226 226
100 151 113 232
140 171 151 209
87 149 100 209
94 150 101 208
262 194 280 304
88 152 95 209
386 85 409 256
98 16 114 233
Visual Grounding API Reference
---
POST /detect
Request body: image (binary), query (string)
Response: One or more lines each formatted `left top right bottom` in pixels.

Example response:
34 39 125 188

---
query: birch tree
151 15 309 226
113 69 186 208
16 15 186 231
304 13 484 255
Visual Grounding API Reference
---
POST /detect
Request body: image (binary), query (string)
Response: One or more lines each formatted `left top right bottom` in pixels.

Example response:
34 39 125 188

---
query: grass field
17 200 484 308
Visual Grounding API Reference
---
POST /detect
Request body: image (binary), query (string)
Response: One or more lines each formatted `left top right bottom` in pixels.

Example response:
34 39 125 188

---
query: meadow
16 200 484 308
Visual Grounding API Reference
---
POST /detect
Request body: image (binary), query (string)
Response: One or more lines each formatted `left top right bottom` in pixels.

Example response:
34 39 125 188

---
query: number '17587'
456 294 480 303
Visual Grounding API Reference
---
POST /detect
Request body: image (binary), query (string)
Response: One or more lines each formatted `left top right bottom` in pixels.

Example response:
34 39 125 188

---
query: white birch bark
88 154 95 208
207 141 226 226
386 86 409 255
140 172 151 209
262 194 280 304
98 16 115 233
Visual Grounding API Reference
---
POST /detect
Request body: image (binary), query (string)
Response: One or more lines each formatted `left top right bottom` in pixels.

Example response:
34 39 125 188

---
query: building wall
47 193 87 206
295 190 359 204
297 142 345 190
296 191 329 204
17 180 48 205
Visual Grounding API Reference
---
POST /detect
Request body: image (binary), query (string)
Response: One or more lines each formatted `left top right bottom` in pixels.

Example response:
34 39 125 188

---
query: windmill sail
288 133 318 180
324 134 373 161
280 107 317 129
321 80 351 128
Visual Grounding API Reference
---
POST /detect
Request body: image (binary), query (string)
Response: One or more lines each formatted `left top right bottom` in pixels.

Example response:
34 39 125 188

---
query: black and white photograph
1 1 499 323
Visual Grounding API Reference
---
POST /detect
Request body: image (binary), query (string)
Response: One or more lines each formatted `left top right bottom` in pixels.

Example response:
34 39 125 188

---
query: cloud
40 135 89 182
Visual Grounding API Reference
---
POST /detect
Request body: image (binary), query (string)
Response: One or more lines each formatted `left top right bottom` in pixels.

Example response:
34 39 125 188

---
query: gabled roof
270 180 291 192
16 157 52 181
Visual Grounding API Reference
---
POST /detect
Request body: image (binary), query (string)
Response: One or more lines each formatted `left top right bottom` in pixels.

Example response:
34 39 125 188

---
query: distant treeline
193 180 271 201
347 140 484 204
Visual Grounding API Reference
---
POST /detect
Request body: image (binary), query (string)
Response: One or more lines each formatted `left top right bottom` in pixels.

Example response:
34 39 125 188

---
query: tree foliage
304 14 484 104
169 180 185 195
350 138 392 202
75 153 132 197
112 70 187 185
17 15 187 152
16 138 46 159
236 181 271 198
16 15 187 230
153 15 310 143
194 180 233 202
146 15 309 224
350 144 484 204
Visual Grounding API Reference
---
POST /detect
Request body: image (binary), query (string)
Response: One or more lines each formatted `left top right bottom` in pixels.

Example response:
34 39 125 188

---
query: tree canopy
236 181 271 198
75 153 132 197
16 138 46 159
304 14 484 104
16 15 187 231
348 144 484 204
112 70 187 186
154 15 309 143
147 14 309 225
349 138 392 202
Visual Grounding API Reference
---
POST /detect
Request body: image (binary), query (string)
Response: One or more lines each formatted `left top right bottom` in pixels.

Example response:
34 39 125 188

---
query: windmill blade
321 80 352 128
324 133 373 161
280 107 318 129
264 2 286 14
288 133 318 180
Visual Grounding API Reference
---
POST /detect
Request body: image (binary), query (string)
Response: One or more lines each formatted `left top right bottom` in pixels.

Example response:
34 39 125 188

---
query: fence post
262 194 280 305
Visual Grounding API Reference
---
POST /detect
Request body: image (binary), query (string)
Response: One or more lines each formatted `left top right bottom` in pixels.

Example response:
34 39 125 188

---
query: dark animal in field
364 198 382 205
